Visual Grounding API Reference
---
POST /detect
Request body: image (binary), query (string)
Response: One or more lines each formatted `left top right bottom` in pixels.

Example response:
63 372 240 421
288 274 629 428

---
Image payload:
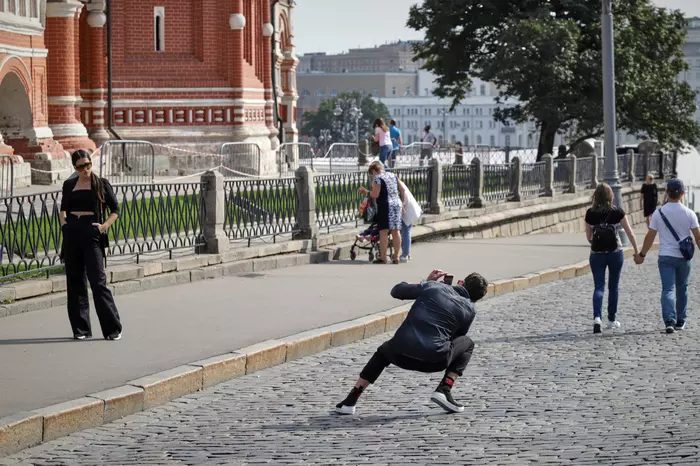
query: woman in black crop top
59 150 123 341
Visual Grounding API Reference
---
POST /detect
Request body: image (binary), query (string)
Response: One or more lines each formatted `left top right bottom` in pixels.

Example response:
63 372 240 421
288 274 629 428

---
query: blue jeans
401 221 412 257
589 251 624 321
658 255 691 326
379 145 392 167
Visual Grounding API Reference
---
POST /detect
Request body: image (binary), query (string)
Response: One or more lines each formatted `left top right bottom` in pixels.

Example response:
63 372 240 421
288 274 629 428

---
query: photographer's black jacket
387 281 476 363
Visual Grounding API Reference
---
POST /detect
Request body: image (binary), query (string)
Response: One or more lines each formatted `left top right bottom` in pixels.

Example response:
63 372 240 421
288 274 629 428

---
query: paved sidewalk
2 255 697 465
0 229 648 419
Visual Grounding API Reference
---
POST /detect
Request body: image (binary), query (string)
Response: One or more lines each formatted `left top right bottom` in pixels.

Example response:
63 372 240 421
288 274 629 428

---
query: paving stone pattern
4 255 700 466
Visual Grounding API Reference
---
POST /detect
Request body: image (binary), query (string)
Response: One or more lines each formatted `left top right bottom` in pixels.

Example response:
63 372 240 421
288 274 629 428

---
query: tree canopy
408 0 700 158
300 92 391 144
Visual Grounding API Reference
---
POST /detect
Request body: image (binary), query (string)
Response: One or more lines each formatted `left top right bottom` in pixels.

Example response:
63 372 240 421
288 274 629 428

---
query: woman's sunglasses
76 162 92 171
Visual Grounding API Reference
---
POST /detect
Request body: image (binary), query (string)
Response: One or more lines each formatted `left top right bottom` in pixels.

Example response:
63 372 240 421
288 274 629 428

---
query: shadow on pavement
0 337 84 345
476 329 660 346
261 411 449 432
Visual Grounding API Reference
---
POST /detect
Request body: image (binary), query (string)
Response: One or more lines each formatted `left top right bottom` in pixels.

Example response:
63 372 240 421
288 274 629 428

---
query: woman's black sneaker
665 325 675 334
675 321 686 331
430 386 465 413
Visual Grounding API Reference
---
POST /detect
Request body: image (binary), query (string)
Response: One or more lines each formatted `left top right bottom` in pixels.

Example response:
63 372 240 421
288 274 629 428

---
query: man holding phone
335 269 488 415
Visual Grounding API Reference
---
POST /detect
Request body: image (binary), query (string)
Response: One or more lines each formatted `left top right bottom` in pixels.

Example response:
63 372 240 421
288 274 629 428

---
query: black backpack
591 211 618 252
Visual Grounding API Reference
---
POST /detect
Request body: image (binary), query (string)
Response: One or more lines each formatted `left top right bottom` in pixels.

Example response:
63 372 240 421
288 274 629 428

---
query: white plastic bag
399 180 422 225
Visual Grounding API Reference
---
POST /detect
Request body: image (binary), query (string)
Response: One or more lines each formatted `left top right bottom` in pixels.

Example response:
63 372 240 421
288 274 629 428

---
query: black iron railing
553 159 572 193
0 190 63 279
223 177 297 240
576 157 593 188
617 153 629 179
443 165 475 210
391 167 430 210
635 153 646 179
647 154 660 177
522 162 547 198
483 164 512 203
315 171 367 230
597 157 605 182
109 182 206 255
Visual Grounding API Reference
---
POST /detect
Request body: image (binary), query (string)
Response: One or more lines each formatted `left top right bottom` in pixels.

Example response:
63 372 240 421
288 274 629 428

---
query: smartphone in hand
443 275 454 285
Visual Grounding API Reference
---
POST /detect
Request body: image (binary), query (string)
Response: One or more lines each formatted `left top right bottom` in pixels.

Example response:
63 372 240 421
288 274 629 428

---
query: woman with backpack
585 183 640 334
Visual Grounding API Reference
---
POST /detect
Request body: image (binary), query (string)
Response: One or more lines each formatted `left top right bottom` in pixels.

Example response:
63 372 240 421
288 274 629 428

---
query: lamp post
333 99 362 144
601 0 627 245
438 107 448 148
318 129 332 154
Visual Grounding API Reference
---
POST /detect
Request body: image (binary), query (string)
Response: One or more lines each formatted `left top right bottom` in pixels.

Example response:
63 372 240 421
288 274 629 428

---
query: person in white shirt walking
635 178 700 333
373 118 393 168
420 125 437 166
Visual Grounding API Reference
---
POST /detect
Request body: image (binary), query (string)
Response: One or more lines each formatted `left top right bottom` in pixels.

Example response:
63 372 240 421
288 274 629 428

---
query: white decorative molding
48 96 82 105
49 123 89 138
0 54 33 85
0 44 48 58
45 0 83 18
87 11 106 28
262 23 274 37
0 12 44 35
229 13 245 30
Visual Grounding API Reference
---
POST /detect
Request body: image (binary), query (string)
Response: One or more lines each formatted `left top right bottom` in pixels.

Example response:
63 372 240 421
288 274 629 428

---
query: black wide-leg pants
359 336 475 384
63 216 122 338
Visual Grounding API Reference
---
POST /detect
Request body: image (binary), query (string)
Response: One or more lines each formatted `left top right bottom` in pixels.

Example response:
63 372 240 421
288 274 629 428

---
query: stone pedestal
200 170 229 254
29 153 73 185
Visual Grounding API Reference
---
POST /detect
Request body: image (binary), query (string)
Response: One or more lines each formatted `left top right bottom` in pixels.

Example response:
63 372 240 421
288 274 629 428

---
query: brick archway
0 59 34 145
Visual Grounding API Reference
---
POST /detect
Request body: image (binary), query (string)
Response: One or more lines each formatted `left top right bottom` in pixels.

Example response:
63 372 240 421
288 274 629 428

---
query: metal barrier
219 142 262 177
320 143 360 174
483 164 512 202
522 162 547 198
278 142 315 176
647 154 661 177
0 154 14 198
391 167 431 210
100 140 156 184
553 158 572 193
223 177 297 241
315 171 367 231
443 165 475 210
617 153 629 179
576 157 593 188
634 153 646 179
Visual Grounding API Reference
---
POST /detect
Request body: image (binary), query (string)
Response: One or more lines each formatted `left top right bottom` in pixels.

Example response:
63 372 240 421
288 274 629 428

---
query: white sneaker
593 317 602 334
399 256 408 263
606 320 621 330
335 404 356 415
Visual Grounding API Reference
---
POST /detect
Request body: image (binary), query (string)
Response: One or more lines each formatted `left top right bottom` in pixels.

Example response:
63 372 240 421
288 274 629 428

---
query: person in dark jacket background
335 269 488 415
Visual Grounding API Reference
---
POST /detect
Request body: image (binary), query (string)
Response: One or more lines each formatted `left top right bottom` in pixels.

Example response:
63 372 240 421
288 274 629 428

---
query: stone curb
0 245 658 457
0 184 654 319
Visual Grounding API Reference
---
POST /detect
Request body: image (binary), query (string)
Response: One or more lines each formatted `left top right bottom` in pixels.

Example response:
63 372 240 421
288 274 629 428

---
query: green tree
301 91 391 144
408 0 700 159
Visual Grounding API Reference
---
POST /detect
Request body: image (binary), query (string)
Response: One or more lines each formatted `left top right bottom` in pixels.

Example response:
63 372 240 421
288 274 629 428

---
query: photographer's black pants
63 216 122 338
359 336 474 384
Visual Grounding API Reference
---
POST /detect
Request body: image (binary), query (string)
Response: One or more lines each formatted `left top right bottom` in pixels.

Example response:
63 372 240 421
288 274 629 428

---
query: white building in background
379 70 567 148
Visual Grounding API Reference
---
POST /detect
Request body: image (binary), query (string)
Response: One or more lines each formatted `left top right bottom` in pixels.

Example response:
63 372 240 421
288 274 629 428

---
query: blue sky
294 0 700 55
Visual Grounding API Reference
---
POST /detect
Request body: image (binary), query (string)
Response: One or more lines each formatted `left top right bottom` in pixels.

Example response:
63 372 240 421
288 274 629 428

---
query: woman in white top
636 178 700 333
373 118 393 168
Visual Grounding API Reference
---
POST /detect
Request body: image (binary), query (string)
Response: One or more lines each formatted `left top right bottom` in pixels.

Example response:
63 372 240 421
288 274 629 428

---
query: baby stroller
349 197 393 262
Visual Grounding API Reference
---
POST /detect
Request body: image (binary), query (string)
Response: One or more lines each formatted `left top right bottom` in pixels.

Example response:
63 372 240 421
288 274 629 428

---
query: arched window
490 135 496 147
477 135 482 144
154 7 165 52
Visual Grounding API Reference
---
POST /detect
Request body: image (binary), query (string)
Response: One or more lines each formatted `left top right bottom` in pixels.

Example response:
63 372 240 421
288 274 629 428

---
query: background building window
477 135 483 144
154 7 165 52
505 135 511 146
490 135 496 146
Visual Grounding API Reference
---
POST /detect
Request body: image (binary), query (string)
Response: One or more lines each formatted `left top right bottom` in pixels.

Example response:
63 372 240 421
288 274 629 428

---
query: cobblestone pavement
4 254 700 465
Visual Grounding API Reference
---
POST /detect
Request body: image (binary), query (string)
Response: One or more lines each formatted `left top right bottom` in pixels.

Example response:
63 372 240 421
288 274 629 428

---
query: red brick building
0 0 298 181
